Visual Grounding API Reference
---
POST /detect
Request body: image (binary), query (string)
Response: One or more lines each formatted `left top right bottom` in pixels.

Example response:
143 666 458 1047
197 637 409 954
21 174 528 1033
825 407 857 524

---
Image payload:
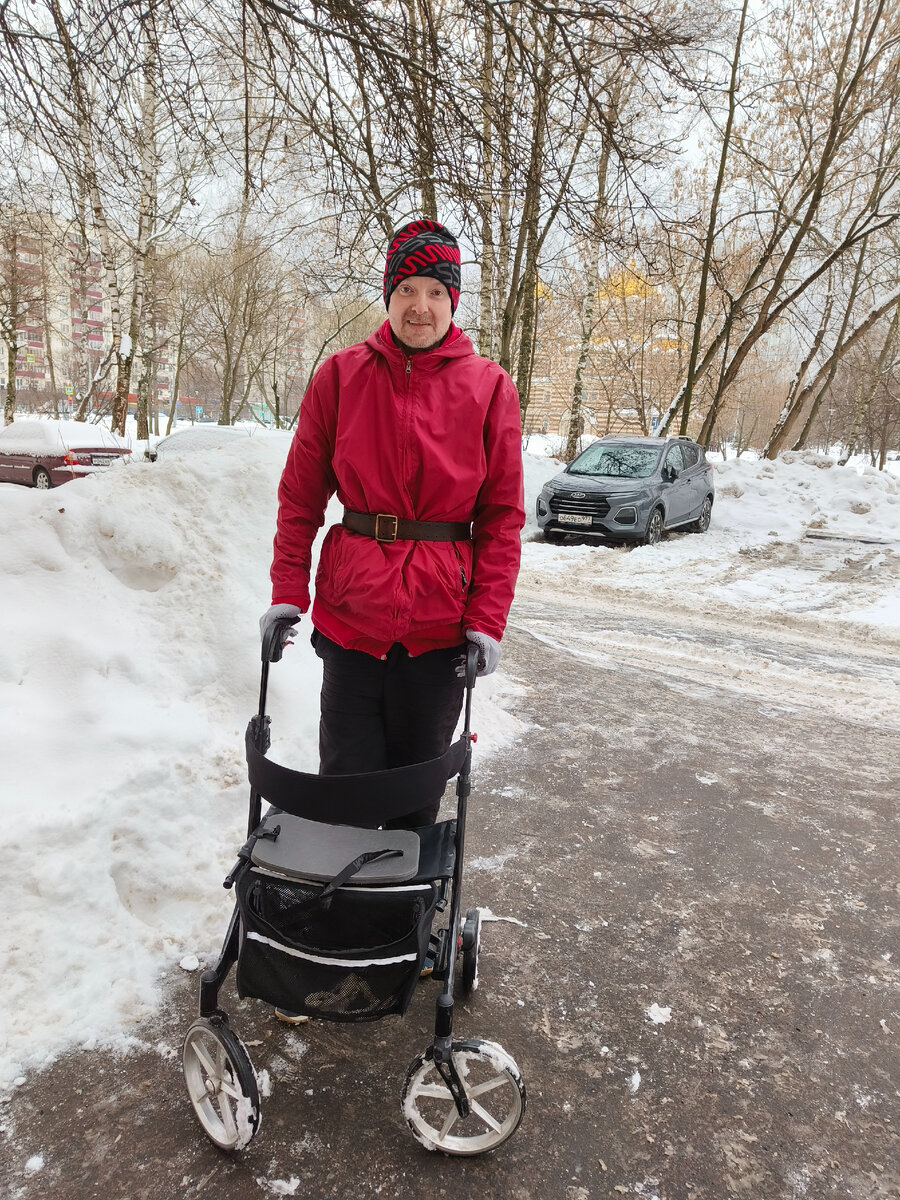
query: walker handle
261 615 300 664
465 641 480 690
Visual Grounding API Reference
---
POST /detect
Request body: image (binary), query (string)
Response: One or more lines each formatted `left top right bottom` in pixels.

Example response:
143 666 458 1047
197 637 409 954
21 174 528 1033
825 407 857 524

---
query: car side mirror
663 465 677 482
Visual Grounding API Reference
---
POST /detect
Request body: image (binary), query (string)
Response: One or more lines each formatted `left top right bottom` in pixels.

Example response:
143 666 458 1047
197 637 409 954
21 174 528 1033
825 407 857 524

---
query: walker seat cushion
250 812 420 884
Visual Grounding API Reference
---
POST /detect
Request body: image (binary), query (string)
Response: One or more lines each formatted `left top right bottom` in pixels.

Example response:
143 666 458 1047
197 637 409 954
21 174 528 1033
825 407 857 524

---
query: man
261 217 524 828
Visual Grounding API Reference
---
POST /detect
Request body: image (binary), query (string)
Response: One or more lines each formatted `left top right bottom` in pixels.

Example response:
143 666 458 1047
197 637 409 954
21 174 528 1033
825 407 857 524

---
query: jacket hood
366 319 475 364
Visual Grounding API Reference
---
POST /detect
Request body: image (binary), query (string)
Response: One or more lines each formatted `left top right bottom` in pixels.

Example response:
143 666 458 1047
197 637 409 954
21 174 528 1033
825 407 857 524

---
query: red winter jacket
270 320 525 657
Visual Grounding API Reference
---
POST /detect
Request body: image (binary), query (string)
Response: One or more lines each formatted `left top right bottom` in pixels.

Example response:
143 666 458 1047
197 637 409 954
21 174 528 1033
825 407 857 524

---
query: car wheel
641 508 664 546
543 529 567 543
690 496 712 533
33 467 52 490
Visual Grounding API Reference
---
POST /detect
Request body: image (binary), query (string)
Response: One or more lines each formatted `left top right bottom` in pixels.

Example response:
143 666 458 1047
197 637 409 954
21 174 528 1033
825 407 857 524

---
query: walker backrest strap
245 721 469 825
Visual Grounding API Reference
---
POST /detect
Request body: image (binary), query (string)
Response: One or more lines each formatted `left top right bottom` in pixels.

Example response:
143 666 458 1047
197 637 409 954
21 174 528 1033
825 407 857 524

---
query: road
3 586 899 1200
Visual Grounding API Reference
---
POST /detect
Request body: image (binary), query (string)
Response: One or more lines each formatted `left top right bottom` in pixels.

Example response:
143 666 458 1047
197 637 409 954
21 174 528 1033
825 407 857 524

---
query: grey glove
466 628 501 677
259 603 301 646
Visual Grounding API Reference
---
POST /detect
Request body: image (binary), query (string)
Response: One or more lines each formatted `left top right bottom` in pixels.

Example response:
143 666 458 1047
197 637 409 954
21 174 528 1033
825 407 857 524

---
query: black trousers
312 631 467 828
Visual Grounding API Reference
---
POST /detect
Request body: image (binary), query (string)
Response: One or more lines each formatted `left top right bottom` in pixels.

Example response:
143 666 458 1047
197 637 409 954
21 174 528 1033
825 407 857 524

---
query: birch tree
0 202 44 423
0 0 214 433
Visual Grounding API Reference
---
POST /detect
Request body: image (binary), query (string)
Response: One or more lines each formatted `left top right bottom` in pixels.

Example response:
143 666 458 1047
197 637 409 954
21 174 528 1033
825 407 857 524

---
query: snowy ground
0 425 898 1091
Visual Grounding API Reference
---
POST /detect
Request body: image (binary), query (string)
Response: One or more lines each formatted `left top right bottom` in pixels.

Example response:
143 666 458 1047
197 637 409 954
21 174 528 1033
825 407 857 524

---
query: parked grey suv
536 435 714 546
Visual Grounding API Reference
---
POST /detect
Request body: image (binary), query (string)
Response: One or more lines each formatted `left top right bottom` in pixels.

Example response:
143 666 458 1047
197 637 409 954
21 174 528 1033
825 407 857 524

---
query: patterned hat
383 218 461 313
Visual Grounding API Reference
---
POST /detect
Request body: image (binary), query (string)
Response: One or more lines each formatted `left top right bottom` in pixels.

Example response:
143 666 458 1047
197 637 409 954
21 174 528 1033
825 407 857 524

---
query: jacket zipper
394 352 412 635
452 543 468 592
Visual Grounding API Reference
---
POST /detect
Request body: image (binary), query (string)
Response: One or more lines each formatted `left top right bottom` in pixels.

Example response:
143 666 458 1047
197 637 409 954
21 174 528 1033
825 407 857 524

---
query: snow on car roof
154 424 259 459
0 419 129 452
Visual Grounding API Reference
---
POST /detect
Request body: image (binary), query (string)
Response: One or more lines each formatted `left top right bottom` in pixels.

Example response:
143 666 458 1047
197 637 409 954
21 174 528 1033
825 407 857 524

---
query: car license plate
91 455 114 466
559 513 592 526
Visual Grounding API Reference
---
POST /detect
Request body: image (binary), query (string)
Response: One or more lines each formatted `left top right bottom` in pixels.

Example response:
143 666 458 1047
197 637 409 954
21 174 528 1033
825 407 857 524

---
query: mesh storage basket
236 867 439 1022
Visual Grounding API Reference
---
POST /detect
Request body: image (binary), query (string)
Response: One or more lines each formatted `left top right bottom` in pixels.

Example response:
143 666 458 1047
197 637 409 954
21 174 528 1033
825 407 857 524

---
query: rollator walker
181 617 526 1155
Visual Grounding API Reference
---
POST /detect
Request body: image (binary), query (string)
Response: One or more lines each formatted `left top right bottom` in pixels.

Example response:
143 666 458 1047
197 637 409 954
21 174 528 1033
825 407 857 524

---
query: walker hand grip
262 616 299 664
465 641 480 690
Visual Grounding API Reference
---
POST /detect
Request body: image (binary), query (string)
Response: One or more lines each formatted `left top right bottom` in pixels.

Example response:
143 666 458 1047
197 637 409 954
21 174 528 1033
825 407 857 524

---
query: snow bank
0 438 298 1084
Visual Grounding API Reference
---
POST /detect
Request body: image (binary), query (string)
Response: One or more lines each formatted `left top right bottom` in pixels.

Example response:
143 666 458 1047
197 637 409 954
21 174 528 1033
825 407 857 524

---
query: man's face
387 275 453 351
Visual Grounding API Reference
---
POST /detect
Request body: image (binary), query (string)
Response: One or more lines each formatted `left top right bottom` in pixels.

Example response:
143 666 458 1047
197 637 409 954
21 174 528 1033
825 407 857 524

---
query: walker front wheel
402 1038 526 1155
182 1018 261 1150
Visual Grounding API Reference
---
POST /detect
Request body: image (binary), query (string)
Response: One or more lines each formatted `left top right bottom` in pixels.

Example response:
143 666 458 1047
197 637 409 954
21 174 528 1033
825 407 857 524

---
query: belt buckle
374 513 399 542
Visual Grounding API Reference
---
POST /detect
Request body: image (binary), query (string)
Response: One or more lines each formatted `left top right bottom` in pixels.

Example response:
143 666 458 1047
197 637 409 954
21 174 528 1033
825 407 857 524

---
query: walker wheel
401 1038 526 1155
460 908 481 995
182 1017 261 1150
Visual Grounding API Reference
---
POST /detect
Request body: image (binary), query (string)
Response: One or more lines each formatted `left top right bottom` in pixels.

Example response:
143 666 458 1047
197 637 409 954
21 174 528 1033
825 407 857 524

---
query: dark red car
0 419 131 488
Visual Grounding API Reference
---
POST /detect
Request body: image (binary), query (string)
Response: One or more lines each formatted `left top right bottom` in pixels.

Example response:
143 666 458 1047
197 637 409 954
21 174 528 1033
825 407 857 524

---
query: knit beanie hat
383 218 461 313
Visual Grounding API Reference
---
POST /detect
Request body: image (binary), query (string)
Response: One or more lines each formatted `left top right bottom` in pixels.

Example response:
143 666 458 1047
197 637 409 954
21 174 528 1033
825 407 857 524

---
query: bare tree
0 1 217 434
192 231 286 424
233 0 698 428
656 0 900 446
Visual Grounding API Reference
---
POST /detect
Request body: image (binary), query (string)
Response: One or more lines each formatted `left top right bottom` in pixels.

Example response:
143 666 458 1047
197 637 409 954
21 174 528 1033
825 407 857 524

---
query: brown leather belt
342 508 472 543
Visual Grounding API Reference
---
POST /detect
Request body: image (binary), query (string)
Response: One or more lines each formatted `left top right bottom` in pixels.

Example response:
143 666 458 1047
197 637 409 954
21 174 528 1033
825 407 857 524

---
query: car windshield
568 443 661 479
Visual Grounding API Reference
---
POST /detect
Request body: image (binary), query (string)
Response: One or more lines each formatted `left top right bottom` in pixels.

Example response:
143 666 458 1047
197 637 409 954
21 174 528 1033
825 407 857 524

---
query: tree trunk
697 322 733 447
166 337 183 435
477 4 496 359
46 0 127 429
219 352 236 424
514 249 538 425
404 0 438 218
497 19 555 381
675 0 749 438
270 372 281 427
4 340 15 425
113 15 158 437
566 313 593 462
565 99 618 461
135 348 152 442
876 405 892 469
38 232 59 415
3 224 18 424
761 285 836 457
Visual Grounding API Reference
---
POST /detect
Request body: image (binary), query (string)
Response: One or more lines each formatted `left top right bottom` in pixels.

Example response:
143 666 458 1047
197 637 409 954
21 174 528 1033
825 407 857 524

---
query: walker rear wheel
182 1018 260 1150
402 1038 526 1155
460 908 481 995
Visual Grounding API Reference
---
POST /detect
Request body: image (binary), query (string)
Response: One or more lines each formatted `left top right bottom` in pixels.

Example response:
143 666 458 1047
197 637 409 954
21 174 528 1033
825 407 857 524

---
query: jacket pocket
402 542 471 628
314 527 349 608
452 541 473 595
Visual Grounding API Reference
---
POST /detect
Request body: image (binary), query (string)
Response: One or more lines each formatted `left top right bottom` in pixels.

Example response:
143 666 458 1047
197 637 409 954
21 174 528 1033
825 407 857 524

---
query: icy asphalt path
509 580 900 733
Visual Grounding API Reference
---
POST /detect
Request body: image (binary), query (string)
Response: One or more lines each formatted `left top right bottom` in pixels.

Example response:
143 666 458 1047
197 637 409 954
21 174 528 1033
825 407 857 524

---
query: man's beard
391 327 450 355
